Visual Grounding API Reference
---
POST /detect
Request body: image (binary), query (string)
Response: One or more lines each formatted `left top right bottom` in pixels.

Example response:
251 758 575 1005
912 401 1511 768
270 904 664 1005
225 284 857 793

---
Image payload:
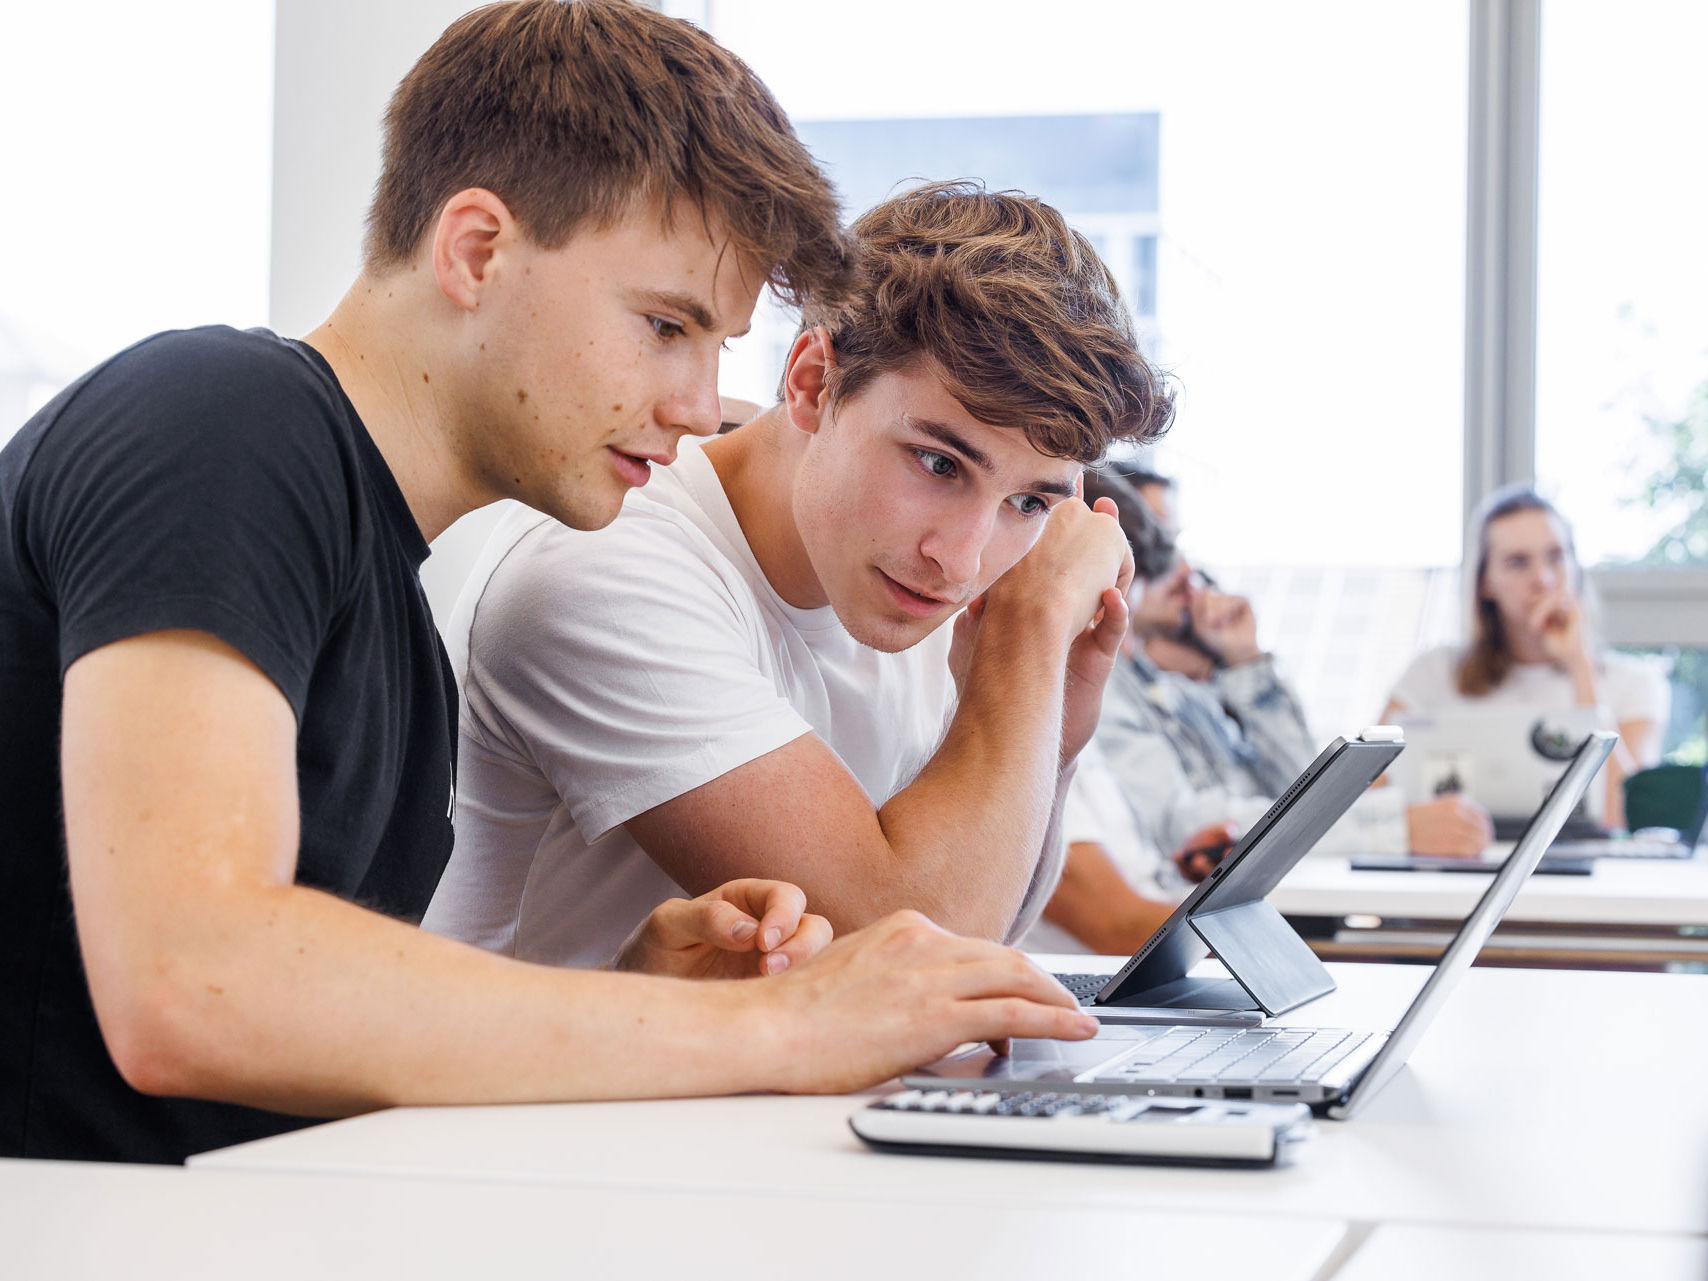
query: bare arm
62 631 1095 1116
1039 842 1174 956
626 500 1132 940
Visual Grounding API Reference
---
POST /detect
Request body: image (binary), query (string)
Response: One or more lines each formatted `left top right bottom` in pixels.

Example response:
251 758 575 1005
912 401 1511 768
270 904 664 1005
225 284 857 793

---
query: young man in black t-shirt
0 0 1096 1165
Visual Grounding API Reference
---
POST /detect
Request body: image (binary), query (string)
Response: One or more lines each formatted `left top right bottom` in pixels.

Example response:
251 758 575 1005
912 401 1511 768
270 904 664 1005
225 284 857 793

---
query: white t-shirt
1020 743 1179 955
423 440 1009 968
1389 645 1670 735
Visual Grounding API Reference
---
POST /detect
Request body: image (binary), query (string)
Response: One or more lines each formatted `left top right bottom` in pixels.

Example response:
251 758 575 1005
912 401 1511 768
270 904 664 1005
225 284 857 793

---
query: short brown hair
365 0 851 306
802 181 1173 462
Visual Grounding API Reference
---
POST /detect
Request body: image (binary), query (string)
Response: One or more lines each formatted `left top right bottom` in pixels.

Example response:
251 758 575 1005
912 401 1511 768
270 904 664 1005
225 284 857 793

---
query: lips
606 446 677 488
877 570 955 619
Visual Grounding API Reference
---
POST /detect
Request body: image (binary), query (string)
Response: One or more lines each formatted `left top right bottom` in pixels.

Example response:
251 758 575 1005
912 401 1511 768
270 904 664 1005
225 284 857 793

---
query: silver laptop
1391 706 1608 828
1056 730 1405 1020
912 731 1616 1119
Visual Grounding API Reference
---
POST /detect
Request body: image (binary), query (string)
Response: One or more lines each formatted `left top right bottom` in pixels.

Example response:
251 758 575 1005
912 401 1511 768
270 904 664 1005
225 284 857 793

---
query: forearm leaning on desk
61 631 1096 1117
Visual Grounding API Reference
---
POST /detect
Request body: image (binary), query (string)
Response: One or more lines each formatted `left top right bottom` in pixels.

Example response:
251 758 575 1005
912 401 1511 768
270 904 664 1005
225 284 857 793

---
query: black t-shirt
0 326 457 1164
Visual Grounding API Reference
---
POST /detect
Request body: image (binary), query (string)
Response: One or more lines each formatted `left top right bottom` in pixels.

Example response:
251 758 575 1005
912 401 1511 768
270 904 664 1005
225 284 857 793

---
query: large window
1533 2 1708 572
0 2 274 442
676 0 1469 735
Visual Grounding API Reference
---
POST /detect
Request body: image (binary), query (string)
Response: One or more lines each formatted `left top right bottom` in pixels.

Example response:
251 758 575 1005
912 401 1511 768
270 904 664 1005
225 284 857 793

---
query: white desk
2 1157 1345 1281
1274 855 1708 966
197 962 1708 1242
1338 1223 1708 1281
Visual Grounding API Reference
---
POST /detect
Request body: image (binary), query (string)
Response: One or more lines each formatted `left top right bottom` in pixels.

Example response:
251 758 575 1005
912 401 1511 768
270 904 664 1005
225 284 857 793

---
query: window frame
1468 0 1707 648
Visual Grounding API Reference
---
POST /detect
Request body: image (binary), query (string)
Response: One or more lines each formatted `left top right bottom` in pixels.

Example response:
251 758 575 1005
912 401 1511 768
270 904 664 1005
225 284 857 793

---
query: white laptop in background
1391 706 1608 832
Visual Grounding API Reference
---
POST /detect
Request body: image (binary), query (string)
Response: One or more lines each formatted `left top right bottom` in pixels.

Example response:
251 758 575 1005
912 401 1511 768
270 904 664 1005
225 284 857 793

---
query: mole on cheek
611 403 623 413
517 389 528 404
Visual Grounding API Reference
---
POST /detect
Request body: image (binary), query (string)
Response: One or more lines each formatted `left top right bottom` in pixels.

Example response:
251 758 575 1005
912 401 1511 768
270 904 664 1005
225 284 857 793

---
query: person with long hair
1383 486 1669 829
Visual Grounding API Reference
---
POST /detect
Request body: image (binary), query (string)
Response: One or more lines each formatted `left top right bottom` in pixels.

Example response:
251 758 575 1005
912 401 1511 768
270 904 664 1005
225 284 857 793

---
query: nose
660 360 723 439
919 503 995 590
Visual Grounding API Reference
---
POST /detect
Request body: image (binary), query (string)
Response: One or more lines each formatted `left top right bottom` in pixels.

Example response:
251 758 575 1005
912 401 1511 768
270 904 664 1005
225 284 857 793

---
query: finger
953 997 1101 1045
762 912 833 975
1179 822 1237 852
1089 586 1127 656
1114 534 1136 596
747 880 810 954
650 897 757 952
946 947 1084 1010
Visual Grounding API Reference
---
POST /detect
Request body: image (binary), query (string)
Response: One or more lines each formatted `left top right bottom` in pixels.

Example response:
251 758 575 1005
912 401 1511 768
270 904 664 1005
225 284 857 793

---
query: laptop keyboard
1097 1026 1377 1086
1056 973 1110 1005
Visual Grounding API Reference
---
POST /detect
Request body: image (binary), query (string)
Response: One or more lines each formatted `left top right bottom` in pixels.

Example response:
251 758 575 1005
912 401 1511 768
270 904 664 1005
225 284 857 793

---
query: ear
781 327 836 436
430 188 516 314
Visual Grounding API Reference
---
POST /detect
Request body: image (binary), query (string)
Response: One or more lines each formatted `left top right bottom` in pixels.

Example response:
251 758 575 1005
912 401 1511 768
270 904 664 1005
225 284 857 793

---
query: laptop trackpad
908 1026 1157 1085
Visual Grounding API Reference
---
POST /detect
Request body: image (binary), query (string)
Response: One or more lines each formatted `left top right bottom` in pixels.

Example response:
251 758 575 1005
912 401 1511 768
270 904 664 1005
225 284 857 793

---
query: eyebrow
636 289 750 338
908 416 1079 498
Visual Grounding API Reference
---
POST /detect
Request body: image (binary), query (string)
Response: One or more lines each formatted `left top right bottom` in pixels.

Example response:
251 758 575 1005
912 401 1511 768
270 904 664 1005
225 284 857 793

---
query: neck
302 274 477 544
702 406 826 608
1504 626 1551 665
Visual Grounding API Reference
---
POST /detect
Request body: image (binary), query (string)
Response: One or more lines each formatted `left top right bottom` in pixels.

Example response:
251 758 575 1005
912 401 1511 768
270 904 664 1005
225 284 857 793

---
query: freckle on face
422 373 429 384
517 389 528 404
611 403 623 412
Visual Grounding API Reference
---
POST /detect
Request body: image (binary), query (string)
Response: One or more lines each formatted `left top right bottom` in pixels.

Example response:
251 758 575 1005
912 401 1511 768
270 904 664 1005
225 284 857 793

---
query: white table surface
196 961 1708 1239
1273 852 1708 926
1 1157 1346 1281
1337 1222 1708 1281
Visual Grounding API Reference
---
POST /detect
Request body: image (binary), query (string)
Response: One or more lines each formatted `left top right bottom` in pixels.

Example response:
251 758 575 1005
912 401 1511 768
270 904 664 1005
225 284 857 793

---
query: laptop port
1270 1089 1299 1097
1224 1088 1252 1099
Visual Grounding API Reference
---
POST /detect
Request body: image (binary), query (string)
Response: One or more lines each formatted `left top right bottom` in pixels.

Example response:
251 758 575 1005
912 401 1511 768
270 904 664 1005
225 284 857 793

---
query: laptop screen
1332 730 1618 1118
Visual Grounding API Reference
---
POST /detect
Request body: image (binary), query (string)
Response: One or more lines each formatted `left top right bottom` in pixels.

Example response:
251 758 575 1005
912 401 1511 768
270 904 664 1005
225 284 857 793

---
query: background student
1384 485 1669 829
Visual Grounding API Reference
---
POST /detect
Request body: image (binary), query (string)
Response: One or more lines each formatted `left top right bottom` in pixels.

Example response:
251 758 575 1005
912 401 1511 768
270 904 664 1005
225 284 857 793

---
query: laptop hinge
1189 898 1336 1016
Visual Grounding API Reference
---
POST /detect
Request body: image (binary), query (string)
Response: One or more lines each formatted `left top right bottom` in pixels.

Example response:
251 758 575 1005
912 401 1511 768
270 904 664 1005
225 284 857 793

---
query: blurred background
3 0 1703 757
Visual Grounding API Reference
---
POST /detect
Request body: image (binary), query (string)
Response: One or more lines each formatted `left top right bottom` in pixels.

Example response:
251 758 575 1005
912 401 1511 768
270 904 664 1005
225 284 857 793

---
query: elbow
95 970 230 1100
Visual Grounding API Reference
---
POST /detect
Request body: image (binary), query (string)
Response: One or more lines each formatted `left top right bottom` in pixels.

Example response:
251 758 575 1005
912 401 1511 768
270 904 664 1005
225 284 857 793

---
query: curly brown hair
801 181 1174 463
364 0 851 308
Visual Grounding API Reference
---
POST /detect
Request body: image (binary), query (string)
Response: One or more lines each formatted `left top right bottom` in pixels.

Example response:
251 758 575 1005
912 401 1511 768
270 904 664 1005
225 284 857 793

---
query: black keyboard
1056 972 1107 1004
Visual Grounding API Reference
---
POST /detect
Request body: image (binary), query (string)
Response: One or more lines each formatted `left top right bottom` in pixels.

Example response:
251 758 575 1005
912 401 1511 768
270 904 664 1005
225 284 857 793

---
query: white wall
271 0 509 626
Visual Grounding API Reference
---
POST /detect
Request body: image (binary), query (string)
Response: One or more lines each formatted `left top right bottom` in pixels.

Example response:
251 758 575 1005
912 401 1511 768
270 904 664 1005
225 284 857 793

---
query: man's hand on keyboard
763 911 1100 1093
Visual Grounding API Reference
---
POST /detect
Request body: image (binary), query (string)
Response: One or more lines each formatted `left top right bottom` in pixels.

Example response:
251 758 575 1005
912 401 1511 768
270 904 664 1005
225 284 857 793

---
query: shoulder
460 493 766 688
1389 645 1459 709
84 327 338 424
490 491 755 620
1600 650 1672 722
28 327 350 486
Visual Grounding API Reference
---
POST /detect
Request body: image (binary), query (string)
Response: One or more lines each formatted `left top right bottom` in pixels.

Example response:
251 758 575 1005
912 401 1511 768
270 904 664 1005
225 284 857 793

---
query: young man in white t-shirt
424 183 1174 966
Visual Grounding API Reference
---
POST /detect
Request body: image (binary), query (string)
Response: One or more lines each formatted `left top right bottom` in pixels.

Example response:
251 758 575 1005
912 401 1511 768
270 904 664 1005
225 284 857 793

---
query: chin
835 603 940 654
537 482 627 532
